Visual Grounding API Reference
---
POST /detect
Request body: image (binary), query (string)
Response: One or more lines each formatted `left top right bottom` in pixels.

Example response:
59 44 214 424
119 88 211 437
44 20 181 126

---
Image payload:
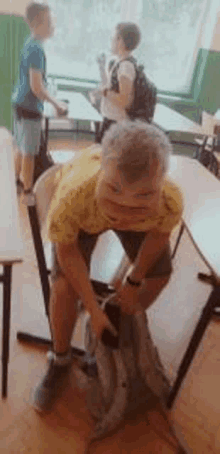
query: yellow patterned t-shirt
47 145 183 243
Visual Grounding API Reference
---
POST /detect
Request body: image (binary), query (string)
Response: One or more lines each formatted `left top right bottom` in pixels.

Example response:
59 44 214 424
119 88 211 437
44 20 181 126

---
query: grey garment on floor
74 300 173 440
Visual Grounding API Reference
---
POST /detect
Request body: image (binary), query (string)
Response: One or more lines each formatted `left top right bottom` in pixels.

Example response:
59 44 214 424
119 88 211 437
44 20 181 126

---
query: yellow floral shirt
47 145 183 243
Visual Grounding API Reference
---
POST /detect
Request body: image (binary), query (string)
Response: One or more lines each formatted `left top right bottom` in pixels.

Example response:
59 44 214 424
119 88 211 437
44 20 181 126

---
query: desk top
44 91 102 122
154 104 203 135
0 128 24 264
169 155 220 276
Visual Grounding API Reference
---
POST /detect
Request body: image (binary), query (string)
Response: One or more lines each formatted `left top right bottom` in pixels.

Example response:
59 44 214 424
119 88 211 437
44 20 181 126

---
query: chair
17 163 116 355
18 155 212 410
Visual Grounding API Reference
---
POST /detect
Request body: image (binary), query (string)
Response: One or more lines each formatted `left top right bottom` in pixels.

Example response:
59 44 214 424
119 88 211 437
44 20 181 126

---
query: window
45 0 121 80
136 0 219 92
44 0 219 92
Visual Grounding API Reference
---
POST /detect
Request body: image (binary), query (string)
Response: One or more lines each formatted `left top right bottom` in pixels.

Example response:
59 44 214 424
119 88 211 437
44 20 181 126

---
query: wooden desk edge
0 259 23 266
182 222 220 284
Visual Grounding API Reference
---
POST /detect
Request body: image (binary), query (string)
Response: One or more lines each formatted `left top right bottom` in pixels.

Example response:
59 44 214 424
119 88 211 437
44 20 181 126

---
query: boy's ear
25 18 37 29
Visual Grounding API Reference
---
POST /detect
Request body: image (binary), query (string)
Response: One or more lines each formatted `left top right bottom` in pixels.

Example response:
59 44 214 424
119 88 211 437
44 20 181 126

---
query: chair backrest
32 145 102 237
33 163 63 231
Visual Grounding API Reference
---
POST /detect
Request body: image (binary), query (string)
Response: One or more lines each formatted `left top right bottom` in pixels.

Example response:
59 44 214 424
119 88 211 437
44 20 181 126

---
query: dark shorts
51 229 172 283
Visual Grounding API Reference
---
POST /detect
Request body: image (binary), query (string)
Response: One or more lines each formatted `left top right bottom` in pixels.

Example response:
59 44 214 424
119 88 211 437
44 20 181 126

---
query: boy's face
95 160 164 227
31 9 54 40
111 29 124 55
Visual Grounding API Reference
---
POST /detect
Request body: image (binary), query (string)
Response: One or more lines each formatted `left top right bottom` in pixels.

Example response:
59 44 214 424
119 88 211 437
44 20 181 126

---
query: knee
51 275 77 300
161 273 171 288
140 274 171 306
153 274 171 295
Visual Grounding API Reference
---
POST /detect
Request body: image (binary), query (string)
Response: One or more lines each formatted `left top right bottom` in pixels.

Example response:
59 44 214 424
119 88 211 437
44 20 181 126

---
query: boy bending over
33 121 183 413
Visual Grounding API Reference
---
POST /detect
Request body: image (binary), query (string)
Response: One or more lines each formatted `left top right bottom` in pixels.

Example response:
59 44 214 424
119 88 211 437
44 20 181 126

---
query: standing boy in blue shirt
12 2 67 201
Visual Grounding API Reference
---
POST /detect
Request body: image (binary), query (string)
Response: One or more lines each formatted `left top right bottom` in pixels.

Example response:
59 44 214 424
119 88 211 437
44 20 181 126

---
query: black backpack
110 57 157 123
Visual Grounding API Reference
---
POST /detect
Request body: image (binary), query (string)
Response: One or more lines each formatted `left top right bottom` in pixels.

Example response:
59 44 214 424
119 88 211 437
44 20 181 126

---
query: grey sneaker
33 353 72 413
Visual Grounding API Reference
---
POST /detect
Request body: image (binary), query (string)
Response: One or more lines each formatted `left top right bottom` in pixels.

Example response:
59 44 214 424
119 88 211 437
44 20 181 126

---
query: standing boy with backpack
12 2 68 202
96 22 157 143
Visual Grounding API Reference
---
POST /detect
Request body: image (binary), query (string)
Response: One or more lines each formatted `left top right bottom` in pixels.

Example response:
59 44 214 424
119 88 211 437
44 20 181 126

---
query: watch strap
126 275 142 287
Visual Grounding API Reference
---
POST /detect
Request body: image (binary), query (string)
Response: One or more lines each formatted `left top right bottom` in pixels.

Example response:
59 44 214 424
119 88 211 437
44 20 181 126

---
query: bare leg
49 275 79 354
138 276 170 311
110 254 130 290
21 154 35 190
14 150 22 180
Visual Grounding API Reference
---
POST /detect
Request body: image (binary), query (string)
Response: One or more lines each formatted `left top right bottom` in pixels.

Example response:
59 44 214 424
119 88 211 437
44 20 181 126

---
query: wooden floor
1 135 220 453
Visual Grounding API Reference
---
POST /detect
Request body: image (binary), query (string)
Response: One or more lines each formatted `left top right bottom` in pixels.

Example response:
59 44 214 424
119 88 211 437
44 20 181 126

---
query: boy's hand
89 88 102 105
100 85 110 97
97 53 106 69
90 304 118 339
55 101 68 116
117 279 143 315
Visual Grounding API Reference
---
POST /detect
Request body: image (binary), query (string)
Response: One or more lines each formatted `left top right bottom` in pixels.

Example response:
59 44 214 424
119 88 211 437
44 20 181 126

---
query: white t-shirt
101 58 136 122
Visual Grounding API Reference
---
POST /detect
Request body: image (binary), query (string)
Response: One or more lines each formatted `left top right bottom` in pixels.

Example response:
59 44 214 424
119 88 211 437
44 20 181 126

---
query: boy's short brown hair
25 2 49 25
116 22 141 51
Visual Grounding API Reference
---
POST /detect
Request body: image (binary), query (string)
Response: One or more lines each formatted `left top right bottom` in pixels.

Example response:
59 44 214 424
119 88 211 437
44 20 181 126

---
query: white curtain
44 0 219 91
136 0 219 92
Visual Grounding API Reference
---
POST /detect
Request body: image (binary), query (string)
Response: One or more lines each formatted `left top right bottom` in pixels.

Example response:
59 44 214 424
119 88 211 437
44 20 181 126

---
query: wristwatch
126 275 142 287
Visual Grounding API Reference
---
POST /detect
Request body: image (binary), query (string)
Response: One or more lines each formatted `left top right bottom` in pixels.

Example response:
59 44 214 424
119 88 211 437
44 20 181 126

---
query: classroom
0 1 220 452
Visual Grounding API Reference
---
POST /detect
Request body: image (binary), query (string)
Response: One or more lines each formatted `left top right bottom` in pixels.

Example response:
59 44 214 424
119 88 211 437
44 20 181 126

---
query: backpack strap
110 56 138 93
115 56 138 73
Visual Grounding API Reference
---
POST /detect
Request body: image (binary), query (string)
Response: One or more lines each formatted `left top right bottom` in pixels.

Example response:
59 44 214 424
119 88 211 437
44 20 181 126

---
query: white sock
47 349 72 366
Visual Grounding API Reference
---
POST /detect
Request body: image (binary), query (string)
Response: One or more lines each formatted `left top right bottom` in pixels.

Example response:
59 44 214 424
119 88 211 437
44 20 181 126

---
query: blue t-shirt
12 35 46 114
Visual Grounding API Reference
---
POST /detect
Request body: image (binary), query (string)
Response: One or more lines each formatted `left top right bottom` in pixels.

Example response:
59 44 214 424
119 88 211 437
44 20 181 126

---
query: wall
0 0 30 16
211 14 220 50
2 0 219 48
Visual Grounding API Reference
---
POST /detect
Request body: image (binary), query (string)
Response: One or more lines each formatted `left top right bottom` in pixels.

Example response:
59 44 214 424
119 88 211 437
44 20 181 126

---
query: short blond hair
25 2 49 25
101 121 172 184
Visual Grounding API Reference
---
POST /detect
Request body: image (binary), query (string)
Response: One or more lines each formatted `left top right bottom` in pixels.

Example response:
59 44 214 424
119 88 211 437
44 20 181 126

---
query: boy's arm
56 241 117 339
103 74 133 109
97 54 108 86
116 229 171 314
29 68 67 115
103 60 135 109
128 229 171 282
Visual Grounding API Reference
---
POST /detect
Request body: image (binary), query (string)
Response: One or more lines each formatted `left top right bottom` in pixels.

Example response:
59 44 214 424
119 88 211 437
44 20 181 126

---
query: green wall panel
0 14 30 131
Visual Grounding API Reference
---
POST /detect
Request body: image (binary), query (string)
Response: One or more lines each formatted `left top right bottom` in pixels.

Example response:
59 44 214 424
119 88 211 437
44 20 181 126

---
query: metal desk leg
94 121 101 143
0 265 12 398
45 117 49 153
17 201 84 357
171 222 185 260
167 285 220 408
27 204 50 315
17 202 52 347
